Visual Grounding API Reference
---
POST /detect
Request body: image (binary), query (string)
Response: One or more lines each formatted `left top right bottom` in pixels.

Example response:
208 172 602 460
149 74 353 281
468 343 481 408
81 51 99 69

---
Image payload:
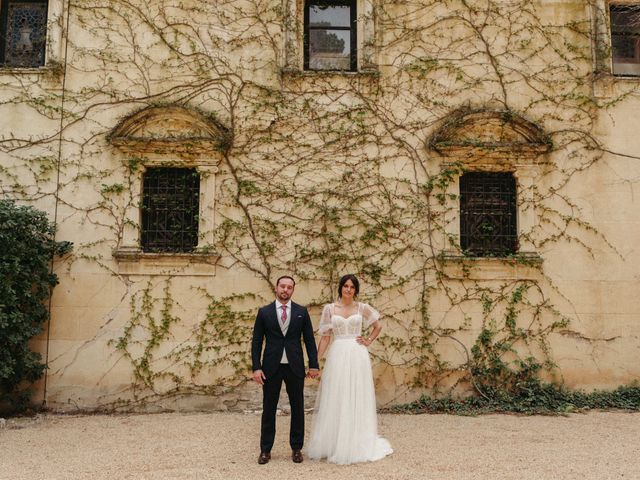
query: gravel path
1 411 638 479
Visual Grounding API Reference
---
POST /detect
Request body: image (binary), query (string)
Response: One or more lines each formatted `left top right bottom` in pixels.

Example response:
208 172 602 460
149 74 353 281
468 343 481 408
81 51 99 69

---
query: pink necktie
280 305 287 325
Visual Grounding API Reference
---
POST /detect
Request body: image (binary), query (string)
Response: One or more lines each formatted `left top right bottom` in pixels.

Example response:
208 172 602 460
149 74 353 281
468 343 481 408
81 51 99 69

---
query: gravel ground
1 411 638 480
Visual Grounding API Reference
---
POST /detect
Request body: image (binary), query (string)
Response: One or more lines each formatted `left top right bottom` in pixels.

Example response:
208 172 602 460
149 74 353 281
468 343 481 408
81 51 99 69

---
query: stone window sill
0 64 64 87
593 72 640 97
282 67 379 79
112 248 219 276
610 73 640 79
0 64 62 75
438 251 543 280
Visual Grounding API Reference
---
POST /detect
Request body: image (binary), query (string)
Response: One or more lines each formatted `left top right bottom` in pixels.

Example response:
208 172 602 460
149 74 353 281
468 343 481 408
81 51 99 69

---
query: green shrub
0 199 71 412
387 381 640 415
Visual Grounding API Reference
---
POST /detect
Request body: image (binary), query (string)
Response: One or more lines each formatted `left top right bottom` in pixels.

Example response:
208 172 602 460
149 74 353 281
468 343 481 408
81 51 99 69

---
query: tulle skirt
307 337 393 464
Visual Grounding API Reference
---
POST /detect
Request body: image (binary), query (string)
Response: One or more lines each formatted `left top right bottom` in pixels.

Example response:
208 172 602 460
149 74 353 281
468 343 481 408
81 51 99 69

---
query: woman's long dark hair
337 274 360 298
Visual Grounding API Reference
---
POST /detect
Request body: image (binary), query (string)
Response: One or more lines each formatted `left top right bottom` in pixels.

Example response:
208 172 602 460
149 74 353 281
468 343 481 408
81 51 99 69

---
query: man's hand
307 368 320 379
252 369 266 385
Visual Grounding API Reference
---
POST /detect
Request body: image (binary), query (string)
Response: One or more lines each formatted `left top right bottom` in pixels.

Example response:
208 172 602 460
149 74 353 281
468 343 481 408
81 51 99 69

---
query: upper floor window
609 3 640 76
141 168 200 253
460 172 518 257
0 0 48 68
304 0 357 72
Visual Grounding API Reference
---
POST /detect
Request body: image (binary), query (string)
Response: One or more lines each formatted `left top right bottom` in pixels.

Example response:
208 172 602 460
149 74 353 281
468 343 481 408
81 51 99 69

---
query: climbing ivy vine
0 0 637 409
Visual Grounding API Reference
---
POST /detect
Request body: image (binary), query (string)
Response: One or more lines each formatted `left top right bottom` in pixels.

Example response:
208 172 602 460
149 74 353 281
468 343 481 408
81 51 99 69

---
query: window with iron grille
0 0 48 67
609 3 640 76
460 172 517 257
304 0 357 71
141 168 200 253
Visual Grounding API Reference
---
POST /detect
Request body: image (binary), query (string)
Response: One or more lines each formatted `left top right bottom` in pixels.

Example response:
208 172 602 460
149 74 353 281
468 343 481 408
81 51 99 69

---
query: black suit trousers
260 363 305 452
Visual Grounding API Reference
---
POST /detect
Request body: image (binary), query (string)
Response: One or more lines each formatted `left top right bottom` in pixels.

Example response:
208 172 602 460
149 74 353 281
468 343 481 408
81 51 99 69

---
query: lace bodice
331 314 364 338
318 302 380 338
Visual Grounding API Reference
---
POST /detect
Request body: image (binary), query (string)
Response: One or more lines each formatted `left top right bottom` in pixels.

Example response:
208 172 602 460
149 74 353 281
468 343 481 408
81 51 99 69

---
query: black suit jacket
251 301 319 379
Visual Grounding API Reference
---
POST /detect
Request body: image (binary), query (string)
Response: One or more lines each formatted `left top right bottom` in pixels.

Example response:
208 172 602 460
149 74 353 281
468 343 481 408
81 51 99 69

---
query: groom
251 275 319 464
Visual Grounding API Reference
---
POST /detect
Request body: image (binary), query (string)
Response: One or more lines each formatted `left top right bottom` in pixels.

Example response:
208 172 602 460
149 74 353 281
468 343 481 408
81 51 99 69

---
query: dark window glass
304 0 356 71
460 172 517 257
0 0 48 67
141 168 200 253
610 4 640 75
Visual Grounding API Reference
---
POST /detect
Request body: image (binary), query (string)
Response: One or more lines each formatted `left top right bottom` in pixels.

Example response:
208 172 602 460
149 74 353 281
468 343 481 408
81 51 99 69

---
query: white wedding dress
307 302 393 464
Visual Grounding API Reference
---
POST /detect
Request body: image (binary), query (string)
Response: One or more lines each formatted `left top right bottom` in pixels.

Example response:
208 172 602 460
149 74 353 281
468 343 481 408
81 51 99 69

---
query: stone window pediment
109 105 229 156
429 110 552 164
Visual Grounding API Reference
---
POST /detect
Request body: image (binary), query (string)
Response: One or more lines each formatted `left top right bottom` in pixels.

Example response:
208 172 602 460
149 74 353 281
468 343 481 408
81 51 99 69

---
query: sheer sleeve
318 303 334 336
361 303 381 329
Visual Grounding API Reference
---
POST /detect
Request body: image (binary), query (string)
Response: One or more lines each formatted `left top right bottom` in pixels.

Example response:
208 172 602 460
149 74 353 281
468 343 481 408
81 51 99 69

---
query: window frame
111 158 220 276
590 0 640 81
608 2 640 75
430 109 548 269
303 0 358 72
459 171 518 258
0 0 49 68
109 105 226 274
140 167 201 254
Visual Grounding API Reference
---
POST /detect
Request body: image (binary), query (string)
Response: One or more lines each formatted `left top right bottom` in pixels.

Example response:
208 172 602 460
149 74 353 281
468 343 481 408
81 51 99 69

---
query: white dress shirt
277 300 292 363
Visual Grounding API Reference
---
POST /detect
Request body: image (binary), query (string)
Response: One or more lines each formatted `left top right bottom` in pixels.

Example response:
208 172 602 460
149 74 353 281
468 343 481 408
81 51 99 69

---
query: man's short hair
276 275 296 287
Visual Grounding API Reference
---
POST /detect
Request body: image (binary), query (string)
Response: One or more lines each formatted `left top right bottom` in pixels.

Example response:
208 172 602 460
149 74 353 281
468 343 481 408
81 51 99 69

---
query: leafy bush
0 199 71 412
387 381 640 415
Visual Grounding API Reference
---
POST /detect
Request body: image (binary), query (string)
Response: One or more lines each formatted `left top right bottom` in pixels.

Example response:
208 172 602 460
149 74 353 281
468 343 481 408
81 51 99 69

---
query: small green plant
0 199 71 413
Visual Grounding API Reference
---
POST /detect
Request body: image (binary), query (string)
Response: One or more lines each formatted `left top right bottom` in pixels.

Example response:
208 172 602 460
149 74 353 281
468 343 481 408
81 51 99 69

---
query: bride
307 274 393 464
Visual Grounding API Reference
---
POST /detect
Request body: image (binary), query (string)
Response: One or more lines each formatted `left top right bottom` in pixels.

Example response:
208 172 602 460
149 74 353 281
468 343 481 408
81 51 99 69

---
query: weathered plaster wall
1 0 639 411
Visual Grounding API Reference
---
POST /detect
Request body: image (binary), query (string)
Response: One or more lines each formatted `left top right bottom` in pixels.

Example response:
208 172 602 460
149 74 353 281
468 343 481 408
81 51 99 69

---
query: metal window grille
460 172 517 257
0 0 48 67
141 168 200 253
610 4 640 75
304 0 357 72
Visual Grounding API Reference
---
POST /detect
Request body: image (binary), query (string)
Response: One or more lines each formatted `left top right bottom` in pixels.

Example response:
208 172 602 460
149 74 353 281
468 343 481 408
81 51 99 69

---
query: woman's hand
358 321 381 348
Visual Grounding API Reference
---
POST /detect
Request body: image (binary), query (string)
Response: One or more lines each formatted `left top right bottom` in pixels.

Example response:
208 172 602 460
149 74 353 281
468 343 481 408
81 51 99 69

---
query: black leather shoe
292 449 303 463
258 452 271 465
